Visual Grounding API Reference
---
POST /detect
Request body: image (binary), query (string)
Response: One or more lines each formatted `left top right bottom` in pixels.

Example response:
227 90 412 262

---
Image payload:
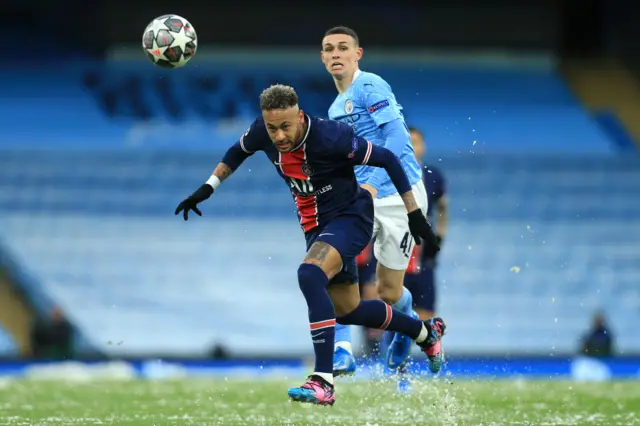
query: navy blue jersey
223 115 397 233
423 164 446 218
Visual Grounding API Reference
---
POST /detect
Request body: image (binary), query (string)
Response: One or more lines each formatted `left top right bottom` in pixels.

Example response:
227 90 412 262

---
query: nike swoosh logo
318 233 334 237
311 331 324 338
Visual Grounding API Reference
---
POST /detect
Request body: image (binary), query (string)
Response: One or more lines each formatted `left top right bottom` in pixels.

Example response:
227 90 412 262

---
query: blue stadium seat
0 63 618 153
0 151 638 356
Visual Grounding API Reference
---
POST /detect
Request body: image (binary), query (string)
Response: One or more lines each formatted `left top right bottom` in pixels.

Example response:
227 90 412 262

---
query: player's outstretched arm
365 144 439 254
174 141 250 221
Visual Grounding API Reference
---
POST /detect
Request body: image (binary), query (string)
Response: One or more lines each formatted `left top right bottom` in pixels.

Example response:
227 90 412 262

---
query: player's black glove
174 184 214 221
407 209 440 257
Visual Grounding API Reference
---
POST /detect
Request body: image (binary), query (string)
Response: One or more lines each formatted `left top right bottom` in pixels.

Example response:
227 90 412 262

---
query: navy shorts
404 259 436 312
304 205 374 286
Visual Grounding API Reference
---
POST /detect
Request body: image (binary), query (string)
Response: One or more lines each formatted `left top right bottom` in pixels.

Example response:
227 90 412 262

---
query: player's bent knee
361 284 378 301
302 241 343 279
375 265 406 304
377 281 403 305
297 263 328 290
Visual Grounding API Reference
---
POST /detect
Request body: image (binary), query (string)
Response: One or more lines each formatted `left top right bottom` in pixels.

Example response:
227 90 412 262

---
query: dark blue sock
337 300 422 340
297 263 336 375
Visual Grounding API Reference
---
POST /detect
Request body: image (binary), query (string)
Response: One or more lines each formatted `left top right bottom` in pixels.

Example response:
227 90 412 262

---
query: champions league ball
142 15 197 68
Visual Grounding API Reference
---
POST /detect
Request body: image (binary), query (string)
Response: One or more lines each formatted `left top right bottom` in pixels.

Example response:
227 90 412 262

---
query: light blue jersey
328 70 422 198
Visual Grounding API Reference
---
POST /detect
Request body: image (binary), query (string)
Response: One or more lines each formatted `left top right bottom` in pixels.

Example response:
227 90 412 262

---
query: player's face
321 34 362 79
263 107 306 152
410 131 426 159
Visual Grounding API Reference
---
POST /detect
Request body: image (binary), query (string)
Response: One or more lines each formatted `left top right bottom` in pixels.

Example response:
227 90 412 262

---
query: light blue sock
392 287 413 314
334 324 352 349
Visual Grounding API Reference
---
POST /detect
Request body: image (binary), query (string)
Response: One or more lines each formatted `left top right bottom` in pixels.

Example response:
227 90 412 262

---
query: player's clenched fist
407 210 440 256
175 184 214 221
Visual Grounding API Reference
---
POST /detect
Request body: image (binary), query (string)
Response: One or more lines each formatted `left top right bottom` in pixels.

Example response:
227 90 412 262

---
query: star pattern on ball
171 26 196 54
146 38 170 64
152 17 171 31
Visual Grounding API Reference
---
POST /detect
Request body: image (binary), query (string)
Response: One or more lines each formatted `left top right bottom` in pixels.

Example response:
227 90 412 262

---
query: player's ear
356 47 363 61
298 109 305 123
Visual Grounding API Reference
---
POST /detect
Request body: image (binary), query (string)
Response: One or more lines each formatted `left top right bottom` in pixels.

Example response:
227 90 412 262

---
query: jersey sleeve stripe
239 135 253 154
362 140 373 165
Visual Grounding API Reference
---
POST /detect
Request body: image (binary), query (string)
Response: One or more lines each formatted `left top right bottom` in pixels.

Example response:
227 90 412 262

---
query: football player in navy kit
175 84 446 405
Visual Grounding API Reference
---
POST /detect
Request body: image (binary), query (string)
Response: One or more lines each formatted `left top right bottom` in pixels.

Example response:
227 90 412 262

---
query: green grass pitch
0 378 638 425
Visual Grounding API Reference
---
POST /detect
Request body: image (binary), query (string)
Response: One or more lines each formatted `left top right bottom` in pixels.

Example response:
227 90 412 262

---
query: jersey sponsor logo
314 184 332 196
344 99 354 114
280 145 320 232
368 99 389 113
289 181 332 197
289 178 314 194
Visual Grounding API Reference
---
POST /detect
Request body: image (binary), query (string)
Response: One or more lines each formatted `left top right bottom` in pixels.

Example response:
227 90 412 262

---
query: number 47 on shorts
400 231 413 258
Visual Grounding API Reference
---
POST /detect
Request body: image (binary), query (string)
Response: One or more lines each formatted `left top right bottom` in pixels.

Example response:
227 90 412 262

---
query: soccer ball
142 15 197 68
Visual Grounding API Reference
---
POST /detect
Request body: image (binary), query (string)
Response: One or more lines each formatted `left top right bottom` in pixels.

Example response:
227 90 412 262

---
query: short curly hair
259 84 299 111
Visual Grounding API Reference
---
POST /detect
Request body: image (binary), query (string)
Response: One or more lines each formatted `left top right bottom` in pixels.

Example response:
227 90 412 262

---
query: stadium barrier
0 357 638 381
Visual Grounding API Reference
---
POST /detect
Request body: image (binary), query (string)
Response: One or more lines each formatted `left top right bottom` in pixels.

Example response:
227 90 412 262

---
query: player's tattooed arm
213 162 234 182
400 190 420 213
205 162 234 190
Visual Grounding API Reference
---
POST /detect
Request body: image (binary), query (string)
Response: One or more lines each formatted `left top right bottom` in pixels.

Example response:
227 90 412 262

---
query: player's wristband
206 175 221 190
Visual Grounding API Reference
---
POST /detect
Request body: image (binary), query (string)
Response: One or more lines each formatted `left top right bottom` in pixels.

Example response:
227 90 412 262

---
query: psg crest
302 163 314 176
345 99 354 114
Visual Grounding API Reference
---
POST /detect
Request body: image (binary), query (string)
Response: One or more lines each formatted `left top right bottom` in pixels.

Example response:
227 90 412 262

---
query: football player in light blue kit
321 26 445 376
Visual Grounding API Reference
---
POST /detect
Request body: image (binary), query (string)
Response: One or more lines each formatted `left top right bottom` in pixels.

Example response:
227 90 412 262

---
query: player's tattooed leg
303 242 343 279
304 241 332 265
